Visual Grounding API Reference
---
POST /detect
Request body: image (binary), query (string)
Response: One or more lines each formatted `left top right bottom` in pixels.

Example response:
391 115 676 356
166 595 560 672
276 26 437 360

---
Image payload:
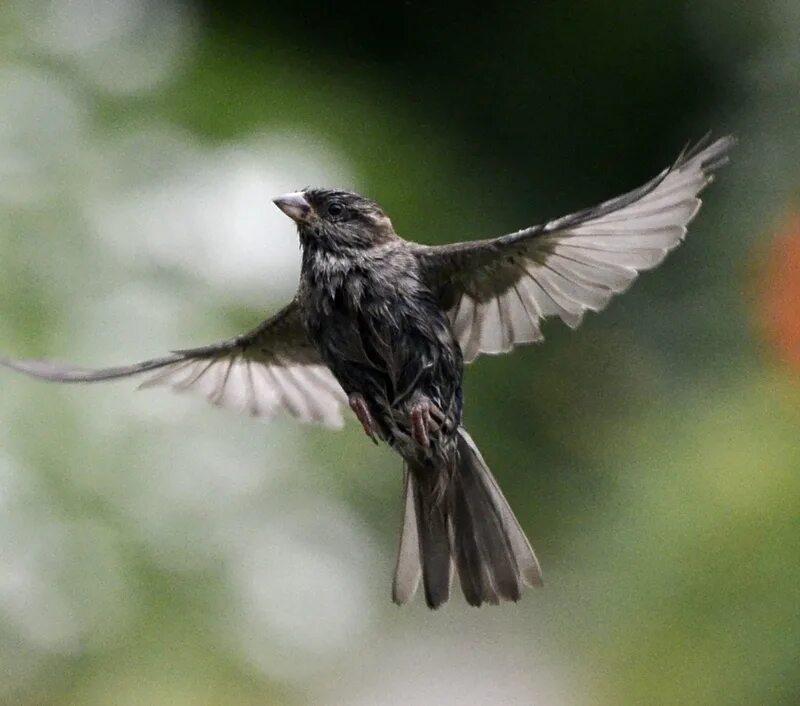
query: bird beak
273 192 312 224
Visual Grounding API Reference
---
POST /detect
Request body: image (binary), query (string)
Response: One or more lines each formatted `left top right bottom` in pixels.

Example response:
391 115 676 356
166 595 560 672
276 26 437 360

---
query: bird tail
392 427 543 608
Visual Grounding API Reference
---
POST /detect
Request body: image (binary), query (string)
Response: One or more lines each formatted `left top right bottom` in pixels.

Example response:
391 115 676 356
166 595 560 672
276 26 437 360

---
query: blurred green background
1 1 799 705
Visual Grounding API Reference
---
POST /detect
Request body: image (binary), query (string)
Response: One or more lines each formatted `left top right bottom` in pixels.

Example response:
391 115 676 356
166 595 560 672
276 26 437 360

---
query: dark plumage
0 135 735 608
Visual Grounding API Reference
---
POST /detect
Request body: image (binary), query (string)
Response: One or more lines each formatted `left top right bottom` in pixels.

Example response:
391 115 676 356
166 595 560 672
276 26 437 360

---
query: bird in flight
1 135 734 608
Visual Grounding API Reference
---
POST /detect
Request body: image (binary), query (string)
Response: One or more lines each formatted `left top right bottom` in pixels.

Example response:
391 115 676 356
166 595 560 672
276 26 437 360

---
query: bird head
273 188 396 250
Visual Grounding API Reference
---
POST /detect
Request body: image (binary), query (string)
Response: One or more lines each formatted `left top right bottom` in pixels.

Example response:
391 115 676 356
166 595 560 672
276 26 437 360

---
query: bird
0 135 734 608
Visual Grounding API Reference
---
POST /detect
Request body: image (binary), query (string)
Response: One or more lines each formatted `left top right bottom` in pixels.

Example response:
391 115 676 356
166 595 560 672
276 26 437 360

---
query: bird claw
349 393 379 445
410 399 444 449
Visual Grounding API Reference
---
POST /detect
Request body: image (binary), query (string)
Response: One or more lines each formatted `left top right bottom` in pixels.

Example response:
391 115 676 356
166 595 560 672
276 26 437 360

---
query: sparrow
0 135 734 608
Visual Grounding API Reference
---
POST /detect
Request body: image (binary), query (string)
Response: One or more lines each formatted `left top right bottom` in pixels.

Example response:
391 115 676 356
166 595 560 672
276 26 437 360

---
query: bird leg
349 393 379 445
409 398 445 449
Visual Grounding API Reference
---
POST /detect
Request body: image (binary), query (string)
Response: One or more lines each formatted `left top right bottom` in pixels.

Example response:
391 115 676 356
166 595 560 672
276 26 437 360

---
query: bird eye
327 202 344 217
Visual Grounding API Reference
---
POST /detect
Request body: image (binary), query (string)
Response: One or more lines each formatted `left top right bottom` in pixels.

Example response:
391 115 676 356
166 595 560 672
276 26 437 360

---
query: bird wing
415 135 735 363
0 300 348 428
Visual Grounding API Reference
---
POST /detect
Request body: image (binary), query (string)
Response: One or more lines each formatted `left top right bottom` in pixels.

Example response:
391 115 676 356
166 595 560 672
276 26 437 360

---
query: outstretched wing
415 135 735 362
0 300 348 428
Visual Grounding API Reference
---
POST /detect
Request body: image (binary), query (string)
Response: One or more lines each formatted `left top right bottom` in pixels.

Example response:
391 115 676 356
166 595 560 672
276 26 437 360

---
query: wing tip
678 133 737 174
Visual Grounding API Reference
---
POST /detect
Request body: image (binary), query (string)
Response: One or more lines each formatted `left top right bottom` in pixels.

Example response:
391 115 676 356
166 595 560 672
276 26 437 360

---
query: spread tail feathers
392 427 542 608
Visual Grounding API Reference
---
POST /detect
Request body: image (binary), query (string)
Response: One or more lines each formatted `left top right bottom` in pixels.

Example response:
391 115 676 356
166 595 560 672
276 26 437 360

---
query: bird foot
349 393 379 445
409 399 445 449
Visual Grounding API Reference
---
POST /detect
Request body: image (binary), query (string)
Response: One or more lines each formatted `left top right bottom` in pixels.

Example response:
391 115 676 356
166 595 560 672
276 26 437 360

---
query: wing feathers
429 136 734 361
1 301 347 429
0 355 180 382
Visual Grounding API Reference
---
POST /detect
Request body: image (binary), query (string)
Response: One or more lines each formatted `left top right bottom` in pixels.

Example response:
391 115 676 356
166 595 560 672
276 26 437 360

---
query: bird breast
299 244 460 391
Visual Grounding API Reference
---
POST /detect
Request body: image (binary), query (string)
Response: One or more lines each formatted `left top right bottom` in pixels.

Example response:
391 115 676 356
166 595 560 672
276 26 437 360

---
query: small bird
1 135 733 608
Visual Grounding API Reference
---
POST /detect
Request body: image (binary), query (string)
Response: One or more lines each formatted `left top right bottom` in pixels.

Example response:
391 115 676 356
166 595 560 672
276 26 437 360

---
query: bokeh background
0 2 799 704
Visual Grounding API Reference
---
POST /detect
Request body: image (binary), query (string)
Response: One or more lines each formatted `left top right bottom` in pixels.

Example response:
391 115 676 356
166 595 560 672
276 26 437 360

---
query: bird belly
310 283 463 459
